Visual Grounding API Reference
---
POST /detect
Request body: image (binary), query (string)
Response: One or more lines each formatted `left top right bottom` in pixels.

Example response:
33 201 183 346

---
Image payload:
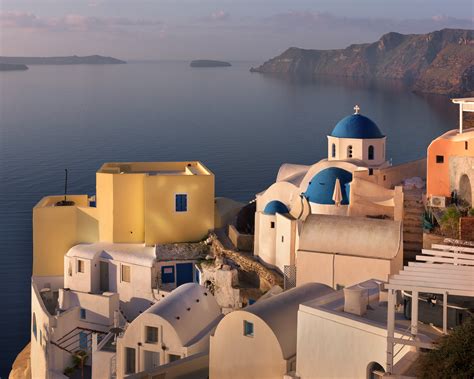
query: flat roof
434 128 474 142
97 161 212 176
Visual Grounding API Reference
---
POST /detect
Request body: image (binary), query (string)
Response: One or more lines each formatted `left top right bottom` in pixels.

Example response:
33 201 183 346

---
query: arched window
32 313 37 340
367 362 385 379
368 145 374 160
331 143 336 158
347 145 353 158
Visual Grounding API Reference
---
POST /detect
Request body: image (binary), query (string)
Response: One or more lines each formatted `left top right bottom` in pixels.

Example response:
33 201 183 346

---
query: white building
116 283 223 378
209 283 335 379
254 107 406 273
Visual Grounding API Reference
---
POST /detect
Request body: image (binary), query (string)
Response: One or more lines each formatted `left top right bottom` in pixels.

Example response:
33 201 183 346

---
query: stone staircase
403 188 425 263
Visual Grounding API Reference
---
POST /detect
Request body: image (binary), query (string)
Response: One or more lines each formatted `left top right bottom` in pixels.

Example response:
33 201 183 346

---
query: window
244 320 254 337
270 221 275 229
436 155 444 164
168 354 181 363
77 259 85 273
281 236 284 243
146 326 159 344
121 264 131 283
40 330 42 345
175 194 188 212
368 145 374 160
125 347 136 374
368 168 374 176
347 145 353 158
466 141 469 150
161 266 175 284
331 143 336 158
79 331 88 350
32 313 37 340
80 308 86 319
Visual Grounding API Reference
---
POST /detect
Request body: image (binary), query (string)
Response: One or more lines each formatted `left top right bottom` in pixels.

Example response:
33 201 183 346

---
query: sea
0 60 458 375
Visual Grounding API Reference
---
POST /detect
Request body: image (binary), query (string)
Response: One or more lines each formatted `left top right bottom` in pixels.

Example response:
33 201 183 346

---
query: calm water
0 61 457 375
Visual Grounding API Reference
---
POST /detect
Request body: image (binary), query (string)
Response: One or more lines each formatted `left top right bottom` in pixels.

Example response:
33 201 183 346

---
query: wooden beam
385 283 474 297
431 244 474 254
407 262 474 273
389 278 474 291
422 249 474 261
404 266 474 277
416 255 474 266
391 274 474 286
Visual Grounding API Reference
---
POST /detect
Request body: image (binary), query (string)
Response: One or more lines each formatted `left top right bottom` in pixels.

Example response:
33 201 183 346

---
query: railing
110 354 117 379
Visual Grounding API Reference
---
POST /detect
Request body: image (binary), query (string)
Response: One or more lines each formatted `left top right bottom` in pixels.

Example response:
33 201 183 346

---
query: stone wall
209 233 283 291
459 217 474 241
228 224 254 252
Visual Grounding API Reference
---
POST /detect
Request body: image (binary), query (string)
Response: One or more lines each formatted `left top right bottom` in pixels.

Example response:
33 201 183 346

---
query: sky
0 0 473 61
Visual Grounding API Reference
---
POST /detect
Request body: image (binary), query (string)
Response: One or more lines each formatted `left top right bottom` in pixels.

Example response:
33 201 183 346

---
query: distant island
0 63 28 71
0 55 126 65
250 28 474 96
190 60 231 68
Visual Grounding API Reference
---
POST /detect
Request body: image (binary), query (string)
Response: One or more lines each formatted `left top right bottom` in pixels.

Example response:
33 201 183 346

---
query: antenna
55 169 75 206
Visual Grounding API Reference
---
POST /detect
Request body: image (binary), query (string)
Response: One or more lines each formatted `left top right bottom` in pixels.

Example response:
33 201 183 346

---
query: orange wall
427 135 473 198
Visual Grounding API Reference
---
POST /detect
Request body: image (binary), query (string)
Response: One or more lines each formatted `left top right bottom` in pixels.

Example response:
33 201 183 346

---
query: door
161 266 175 284
100 261 109 292
176 263 194 287
144 350 160 370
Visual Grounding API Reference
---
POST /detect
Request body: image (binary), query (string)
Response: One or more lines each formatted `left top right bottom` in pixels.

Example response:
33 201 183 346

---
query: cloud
263 10 474 35
0 11 163 32
198 10 231 23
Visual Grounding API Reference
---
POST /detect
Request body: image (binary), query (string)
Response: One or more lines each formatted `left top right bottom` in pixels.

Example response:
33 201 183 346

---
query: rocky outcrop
190 60 231 67
0 55 126 65
0 63 28 71
250 29 474 96
9 343 31 379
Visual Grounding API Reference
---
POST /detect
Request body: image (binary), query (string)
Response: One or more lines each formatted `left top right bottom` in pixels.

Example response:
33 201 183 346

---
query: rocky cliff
250 29 474 96
0 55 126 65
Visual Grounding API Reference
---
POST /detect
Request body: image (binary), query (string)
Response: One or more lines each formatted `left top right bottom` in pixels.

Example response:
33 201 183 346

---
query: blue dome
330 114 384 139
263 200 289 215
304 168 352 205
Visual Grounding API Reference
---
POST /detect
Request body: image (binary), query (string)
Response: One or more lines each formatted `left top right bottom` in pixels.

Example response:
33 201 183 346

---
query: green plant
468 208 474 217
439 206 461 238
417 317 474 379
63 366 75 376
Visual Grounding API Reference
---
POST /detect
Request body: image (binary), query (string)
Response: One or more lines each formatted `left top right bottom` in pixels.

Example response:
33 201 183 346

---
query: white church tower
327 105 387 167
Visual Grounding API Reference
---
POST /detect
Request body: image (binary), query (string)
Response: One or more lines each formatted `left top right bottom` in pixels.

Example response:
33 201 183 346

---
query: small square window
244 320 254 337
122 264 131 283
168 354 181 363
77 259 85 273
368 168 374 176
146 326 158 344
270 222 275 229
436 155 444 164
175 194 188 212
80 308 86 319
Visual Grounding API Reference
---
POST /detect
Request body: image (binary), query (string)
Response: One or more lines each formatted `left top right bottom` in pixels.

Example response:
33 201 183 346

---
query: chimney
343 287 368 316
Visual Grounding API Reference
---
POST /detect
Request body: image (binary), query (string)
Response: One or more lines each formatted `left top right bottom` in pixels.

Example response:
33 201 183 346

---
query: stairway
403 188 425 263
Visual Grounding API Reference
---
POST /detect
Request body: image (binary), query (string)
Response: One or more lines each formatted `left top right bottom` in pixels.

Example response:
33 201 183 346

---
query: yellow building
32 161 215 276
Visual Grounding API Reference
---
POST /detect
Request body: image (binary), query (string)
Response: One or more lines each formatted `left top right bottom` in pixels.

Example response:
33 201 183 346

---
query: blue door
79 331 88 350
161 266 175 284
176 263 194 287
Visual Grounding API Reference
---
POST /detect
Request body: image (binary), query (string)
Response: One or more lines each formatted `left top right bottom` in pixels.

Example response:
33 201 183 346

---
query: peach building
427 98 474 205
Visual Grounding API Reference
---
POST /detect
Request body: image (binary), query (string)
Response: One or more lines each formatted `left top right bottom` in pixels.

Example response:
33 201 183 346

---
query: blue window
32 313 37 340
79 331 88 350
244 320 254 337
175 194 187 212
80 308 86 319
161 266 175 284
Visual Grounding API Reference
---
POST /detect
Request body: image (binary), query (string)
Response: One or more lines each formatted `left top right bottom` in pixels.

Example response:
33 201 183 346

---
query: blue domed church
253 106 400 274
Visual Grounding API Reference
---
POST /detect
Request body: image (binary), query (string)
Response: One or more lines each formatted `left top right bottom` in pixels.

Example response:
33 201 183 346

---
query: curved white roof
276 164 310 186
241 283 335 359
66 242 156 267
144 283 222 346
299 215 402 259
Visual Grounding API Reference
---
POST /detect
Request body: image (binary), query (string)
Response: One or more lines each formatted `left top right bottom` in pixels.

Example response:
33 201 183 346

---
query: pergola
385 243 474 373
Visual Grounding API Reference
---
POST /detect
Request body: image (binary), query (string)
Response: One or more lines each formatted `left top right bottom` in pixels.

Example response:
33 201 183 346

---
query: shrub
439 206 461 238
417 317 474 379
468 208 474 217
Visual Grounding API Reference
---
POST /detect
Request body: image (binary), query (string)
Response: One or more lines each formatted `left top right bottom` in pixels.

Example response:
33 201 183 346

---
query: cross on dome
353 105 361 114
